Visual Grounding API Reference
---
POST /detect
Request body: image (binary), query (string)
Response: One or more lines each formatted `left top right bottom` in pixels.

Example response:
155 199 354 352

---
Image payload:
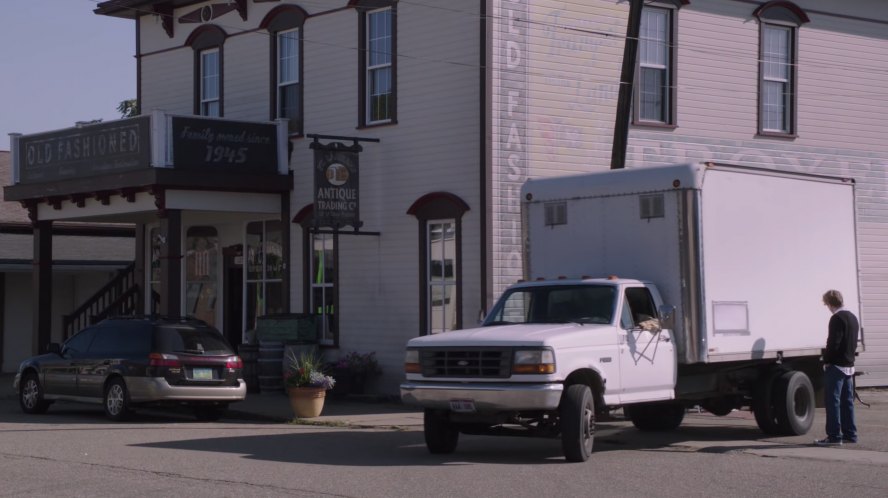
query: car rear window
155 325 233 355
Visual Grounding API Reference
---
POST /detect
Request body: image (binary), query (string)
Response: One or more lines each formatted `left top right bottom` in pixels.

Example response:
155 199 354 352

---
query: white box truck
400 163 862 462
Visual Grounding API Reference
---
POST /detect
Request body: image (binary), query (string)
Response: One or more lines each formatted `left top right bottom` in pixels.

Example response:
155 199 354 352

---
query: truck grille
420 349 511 378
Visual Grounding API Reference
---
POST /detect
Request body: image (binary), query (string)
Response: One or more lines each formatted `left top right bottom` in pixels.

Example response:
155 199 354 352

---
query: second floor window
364 7 395 124
635 4 676 125
760 24 793 133
277 28 302 134
200 48 220 117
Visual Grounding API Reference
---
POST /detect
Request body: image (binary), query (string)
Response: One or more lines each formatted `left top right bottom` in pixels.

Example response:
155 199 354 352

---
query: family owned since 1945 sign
171 117 278 172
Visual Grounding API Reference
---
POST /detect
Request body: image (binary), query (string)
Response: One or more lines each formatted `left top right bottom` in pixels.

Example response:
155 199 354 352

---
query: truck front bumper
400 381 564 412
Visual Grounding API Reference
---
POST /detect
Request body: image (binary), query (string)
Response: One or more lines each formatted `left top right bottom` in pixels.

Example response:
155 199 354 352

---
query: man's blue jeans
823 365 857 441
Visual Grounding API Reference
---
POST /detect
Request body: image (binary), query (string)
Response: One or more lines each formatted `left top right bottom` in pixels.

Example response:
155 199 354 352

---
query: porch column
133 223 146 315
281 191 291 313
32 220 52 354
158 210 182 317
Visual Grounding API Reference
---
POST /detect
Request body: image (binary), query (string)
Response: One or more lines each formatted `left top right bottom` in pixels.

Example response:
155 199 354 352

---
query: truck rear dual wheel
560 384 595 462
753 370 814 436
624 401 685 431
423 409 459 454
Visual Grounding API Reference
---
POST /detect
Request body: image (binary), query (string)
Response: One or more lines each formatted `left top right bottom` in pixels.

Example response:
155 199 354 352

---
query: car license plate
192 367 213 380
449 399 476 413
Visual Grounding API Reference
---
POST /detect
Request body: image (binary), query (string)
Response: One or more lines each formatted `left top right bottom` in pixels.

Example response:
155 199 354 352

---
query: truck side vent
545 202 567 226
639 194 665 219
420 349 512 378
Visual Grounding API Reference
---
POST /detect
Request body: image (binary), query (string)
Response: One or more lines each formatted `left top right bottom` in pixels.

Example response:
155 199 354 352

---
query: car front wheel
19 373 50 414
104 378 131 421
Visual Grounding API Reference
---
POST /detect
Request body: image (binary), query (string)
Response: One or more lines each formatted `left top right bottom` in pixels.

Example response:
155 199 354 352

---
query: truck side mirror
658 305 676 331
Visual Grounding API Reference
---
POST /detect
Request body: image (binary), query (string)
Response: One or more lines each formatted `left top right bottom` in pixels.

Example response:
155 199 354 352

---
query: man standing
814 289 859 446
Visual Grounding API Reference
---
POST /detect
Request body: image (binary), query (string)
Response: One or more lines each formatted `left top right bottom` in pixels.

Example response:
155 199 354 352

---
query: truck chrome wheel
561 384 594 462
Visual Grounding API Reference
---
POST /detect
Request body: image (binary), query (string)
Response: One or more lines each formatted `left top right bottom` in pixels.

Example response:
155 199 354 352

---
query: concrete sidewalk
226 389 424 428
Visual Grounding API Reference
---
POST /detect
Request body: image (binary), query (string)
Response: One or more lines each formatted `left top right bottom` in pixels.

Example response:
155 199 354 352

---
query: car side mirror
658 305 676 331
47 343 62 355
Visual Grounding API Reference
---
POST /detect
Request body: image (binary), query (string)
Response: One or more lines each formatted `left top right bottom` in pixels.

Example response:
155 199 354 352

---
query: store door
223 244 244 348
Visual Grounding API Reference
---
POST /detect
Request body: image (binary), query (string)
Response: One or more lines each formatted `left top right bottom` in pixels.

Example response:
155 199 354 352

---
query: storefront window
311 233 336 345
185 226 219 326
428 220 457 333
149 227 162 314
245 221 284 332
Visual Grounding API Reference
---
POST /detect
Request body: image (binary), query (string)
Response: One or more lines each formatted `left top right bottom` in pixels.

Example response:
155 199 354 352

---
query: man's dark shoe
843 437 858 444
814 437 843 446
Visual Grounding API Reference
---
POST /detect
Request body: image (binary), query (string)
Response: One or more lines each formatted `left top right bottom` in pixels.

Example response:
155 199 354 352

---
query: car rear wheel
19 373 50 414
104 378 131 422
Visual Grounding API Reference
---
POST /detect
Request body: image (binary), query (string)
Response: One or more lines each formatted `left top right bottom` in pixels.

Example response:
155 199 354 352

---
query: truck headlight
512 348 555 374
404 349 421 374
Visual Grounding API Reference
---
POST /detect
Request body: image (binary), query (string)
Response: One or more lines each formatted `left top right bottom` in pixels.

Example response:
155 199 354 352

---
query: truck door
617 286 676 403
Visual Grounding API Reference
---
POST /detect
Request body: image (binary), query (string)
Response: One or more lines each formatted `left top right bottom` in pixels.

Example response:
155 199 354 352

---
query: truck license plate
449 399 476 413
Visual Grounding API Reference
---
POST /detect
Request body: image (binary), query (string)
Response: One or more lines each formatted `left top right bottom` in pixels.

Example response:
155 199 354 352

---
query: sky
0 0 136 151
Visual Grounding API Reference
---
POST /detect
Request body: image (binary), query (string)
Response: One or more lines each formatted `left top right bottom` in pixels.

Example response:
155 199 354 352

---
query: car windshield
155 325 234 355
483 285 617 326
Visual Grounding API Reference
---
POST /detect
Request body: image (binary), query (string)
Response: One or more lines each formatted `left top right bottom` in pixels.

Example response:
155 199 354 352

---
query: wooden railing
62 262 139 340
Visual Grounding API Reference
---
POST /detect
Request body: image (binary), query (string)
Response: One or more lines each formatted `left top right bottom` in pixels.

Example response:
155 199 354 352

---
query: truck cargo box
521 163 860 365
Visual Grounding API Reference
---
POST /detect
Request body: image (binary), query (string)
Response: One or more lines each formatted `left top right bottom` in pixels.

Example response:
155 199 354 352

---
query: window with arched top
262 6 308 136
293 205 338 346
408 192 470 335
353 0 398 126
754 1 809 137
633 1 688 127
186 25 227 117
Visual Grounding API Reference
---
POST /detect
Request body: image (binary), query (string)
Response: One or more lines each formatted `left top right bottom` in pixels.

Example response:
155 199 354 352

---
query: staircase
62 262 141 340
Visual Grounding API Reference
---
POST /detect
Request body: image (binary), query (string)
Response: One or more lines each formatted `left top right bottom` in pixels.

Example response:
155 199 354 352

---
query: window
621 287 658 330
186 25 226 117
428 220 457 333
149 227 162 314
277 29 301 133
200 49 220 117
263 6 307 135
760 25 792 133
186 226 219 327
63 327 97 356
310 233 336 345
408 192 469 336
245 221 284 334
754 2 809 136
359 3 396 125
634 3 678 125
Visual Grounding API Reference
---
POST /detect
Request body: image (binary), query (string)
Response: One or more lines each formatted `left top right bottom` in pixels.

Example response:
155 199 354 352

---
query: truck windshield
483 285 617 326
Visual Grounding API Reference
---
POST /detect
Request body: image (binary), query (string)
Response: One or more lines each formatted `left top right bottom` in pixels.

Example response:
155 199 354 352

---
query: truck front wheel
423 409 459 454
560 384 594 462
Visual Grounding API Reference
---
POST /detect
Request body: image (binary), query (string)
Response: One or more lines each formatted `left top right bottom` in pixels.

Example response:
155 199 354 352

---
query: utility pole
610 0 644 170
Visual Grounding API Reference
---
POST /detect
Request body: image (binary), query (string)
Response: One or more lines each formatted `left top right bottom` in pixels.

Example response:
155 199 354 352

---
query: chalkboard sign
255 314 317 343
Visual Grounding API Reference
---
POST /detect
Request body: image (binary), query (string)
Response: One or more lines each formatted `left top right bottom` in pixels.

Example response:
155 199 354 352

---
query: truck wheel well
564 369 605 411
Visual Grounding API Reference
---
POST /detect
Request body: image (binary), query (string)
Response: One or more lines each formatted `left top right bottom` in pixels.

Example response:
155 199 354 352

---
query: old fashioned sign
17 117 151 184
312 141 362 229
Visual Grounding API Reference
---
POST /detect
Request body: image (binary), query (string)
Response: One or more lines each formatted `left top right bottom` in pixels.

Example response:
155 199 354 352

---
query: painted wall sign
17 117 151 184
171 116 278 172
312 142 362 230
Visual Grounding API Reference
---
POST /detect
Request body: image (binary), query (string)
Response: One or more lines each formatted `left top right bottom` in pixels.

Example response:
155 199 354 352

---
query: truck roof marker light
581 275 592 280
536 277 545 281
607 275 619 280
557 275 567 280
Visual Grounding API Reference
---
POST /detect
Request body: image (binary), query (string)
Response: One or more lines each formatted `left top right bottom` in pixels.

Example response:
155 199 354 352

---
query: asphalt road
1 396 887 498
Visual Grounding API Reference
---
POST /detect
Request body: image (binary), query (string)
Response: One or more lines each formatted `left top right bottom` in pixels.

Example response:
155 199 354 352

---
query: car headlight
404 349 421 374
512 348 555 374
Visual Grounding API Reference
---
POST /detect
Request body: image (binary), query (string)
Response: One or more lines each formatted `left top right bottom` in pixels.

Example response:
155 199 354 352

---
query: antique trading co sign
312 141 362 229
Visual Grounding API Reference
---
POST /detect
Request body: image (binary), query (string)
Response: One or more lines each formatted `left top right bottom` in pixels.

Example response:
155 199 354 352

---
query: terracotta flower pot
288 386 326 418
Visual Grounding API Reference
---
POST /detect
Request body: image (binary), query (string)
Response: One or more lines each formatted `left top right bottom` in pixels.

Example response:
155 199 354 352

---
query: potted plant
330 351 382 395
284 350 335 418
